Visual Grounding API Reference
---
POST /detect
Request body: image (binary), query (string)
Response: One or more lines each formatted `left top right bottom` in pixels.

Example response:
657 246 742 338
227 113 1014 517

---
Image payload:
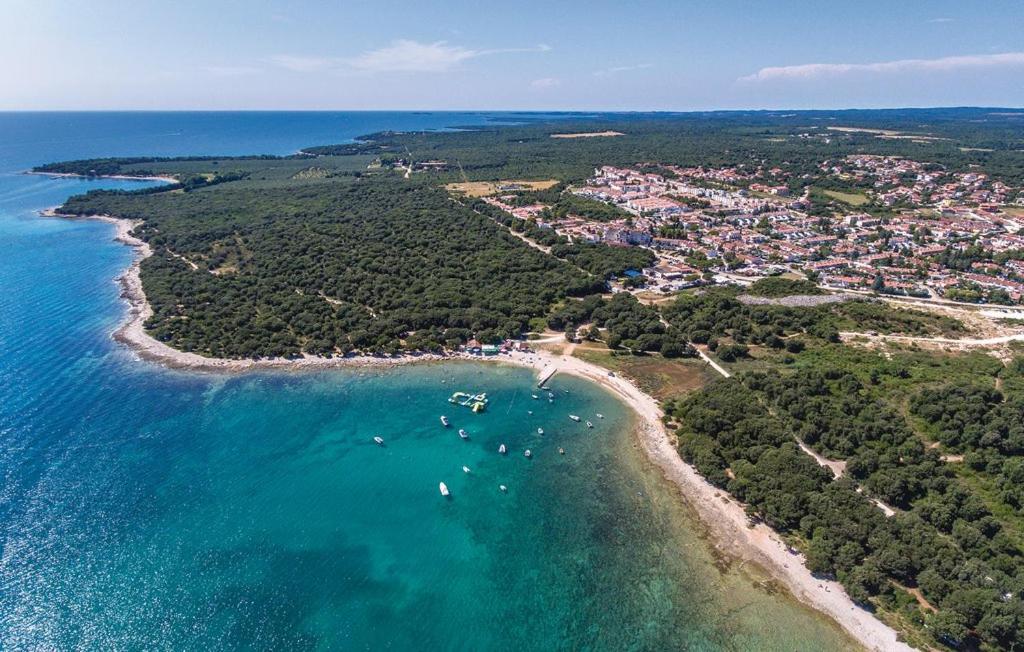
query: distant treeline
302 109 1024 186
34 155 289 177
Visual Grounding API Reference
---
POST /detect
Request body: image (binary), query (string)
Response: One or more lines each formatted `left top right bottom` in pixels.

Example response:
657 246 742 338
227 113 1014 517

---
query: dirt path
796 439 847 478
693 346 732 378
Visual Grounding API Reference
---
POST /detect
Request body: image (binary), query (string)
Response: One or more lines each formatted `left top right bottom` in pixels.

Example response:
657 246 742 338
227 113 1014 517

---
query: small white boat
439 482 450 497
440 416 450 427
373 436 384 445
524 449 532 458
547 392 554 398
569 415 581 422
596 413 604 419
499 485 507 492
531 394 539 400
537 428 544 435
548 398 553 404
459 429 469 440
586 421 593 429
527 410 533 415
463 465 471 473
499 444 507 454
559 447 565 455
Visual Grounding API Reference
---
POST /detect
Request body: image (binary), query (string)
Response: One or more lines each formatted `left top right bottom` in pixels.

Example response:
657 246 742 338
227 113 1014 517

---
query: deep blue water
0 112 854 650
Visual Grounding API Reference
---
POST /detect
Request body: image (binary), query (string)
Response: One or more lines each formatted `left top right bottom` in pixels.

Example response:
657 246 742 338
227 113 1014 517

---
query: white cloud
530 77 560 89
348 40 475 73
927 17 954 23
739 52 1024 82
593 63 654 77
346 40 550 73
268 41 549 76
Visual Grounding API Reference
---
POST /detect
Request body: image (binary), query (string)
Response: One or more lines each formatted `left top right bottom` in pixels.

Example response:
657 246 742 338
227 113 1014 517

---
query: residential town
484 159 1024 303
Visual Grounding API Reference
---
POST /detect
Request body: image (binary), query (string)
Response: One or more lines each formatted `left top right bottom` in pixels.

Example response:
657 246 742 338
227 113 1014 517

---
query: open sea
0 112 854 650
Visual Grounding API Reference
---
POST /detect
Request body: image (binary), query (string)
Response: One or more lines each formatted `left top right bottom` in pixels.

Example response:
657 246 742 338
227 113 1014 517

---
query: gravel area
737 293 860 307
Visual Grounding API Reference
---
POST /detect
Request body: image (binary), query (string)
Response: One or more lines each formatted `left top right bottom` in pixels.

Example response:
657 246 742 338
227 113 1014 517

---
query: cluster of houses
480 160 1024 303
821 155 1016 207
462 339 533 356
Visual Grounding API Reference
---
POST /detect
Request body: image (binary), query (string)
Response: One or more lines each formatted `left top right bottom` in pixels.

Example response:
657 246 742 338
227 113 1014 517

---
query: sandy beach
29 170 180 185
503 351 912 652
53 209 911 651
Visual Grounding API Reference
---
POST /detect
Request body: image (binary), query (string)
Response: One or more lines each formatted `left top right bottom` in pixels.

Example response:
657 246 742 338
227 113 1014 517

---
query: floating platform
448 391 488 413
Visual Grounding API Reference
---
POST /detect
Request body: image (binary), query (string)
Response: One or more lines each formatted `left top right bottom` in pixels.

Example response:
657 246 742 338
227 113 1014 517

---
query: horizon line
2 105 1024 114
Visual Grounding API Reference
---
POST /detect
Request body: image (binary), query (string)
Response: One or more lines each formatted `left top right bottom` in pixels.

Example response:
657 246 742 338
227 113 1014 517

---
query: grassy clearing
445 179 560 198
822 189 870 206
573 344 716 401
827 126 903 136
549 131 624 139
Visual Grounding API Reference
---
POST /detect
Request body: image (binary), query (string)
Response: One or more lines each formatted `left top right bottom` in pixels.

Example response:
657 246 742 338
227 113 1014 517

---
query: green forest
59 176 602 357
666 334 1024 650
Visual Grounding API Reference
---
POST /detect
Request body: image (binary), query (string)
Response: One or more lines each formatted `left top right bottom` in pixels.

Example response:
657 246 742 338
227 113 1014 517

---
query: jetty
537 365 557 388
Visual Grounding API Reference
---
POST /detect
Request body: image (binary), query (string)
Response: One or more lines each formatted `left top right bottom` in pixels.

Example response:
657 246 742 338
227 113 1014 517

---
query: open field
550 130 624 138
827 126 946 142
445 179 560 197
828 126 904 135
572 344 717 401
822 189 870 206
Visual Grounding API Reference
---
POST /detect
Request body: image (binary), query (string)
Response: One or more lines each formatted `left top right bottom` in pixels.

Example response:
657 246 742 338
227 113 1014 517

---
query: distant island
37 108 1024 651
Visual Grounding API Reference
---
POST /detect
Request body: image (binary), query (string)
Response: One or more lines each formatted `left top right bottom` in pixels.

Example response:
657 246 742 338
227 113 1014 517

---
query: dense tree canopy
668 369 1024 651
60 177 601 357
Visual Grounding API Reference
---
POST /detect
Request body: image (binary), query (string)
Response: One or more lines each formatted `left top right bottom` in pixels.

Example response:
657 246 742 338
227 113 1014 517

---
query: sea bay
0 112 855 650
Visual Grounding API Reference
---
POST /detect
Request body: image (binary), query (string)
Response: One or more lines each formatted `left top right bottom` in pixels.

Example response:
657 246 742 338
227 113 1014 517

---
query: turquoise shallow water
0 112 856 650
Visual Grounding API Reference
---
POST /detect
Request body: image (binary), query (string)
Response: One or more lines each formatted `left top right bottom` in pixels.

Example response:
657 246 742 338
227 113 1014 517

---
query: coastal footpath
55 209 912 651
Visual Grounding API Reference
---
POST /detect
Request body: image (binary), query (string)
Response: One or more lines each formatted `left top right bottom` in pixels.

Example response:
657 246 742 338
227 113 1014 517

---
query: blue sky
3 0 1023 110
